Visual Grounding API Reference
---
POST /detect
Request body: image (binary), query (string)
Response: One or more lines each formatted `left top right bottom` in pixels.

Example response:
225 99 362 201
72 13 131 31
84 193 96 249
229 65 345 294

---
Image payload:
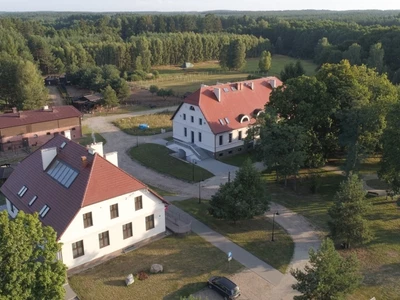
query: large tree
0 211 67 300
291 238 362 300
209 159 269 223
102 85 119 110
367 42 385 73
280 61 305 82
328 175 372 248
258 50 271 73
219 39 246 71
379 102 400 193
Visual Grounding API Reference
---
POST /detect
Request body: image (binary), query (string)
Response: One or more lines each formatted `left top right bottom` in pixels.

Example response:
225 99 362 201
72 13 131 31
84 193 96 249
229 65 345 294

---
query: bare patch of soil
123 88 182 109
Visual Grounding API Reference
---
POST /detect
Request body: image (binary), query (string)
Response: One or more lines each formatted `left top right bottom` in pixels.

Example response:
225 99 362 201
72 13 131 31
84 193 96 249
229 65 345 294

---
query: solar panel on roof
47 159 78 188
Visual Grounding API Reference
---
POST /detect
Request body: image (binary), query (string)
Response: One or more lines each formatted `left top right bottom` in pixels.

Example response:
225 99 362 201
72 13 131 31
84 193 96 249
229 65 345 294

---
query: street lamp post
271 211 279 242
198 180 202 204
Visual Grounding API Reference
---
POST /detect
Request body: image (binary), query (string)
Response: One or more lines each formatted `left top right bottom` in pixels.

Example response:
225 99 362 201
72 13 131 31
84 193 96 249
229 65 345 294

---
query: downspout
214 134 216 159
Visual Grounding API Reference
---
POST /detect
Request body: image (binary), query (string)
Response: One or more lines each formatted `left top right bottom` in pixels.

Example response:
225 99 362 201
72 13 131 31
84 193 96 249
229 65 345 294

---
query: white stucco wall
59 189 166 269
172 104 215 152
5 198 18 218
215 127 250 152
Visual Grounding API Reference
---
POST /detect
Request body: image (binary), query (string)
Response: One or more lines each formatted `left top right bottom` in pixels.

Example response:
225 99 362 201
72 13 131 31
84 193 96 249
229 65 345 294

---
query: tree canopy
328 175 372 248
209 159 269 223
291 238 362 300
258 50 271 73
0 211 67 300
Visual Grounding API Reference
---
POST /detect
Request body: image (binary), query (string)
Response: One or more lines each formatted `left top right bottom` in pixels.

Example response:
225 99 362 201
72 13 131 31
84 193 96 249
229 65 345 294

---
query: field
140 55 318 95
174 198 294 273
113 111 173 136
69 234 243 300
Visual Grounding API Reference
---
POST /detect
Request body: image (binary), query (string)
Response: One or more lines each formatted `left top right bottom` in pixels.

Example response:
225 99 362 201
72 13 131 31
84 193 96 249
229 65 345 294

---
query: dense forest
1 10 400 109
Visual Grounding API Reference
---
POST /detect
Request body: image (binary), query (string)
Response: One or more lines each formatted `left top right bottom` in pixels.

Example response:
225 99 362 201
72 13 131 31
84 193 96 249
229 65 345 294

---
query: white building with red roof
171 77 282 161
0 135 168 271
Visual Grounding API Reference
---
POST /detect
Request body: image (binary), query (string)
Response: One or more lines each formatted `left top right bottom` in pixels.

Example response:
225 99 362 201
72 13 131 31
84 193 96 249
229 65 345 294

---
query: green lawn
220 151 260 167
146 184 177 197
129 144 214 183
113 111 173 136
173 199 294 273
149 55 318 95
264 167 400 299
79 125 107 147
69 234 243 300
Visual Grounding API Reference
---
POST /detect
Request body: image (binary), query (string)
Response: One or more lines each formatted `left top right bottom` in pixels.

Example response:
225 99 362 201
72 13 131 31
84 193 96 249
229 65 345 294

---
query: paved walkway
172 204 285 286
266 203 322 299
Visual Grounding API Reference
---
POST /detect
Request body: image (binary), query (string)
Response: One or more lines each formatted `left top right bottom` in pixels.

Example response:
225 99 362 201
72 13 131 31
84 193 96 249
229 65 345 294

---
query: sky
0 0 399 12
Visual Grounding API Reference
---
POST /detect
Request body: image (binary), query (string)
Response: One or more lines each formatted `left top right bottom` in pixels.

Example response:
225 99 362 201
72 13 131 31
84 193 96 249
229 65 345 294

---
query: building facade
171 77 282 159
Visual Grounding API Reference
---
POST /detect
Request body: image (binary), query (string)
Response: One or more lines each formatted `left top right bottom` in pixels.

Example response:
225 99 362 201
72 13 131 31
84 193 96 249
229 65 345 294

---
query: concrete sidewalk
171 205 285 286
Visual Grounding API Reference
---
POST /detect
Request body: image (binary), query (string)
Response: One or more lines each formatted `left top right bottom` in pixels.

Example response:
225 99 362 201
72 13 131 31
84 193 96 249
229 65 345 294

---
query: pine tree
102 85 119 110
291 238 362 300
328 175 372 248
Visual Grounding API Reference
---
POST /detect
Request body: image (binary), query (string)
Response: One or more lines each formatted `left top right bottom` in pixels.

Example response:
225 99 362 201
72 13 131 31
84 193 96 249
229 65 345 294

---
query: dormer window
253 109 263 118
39 205 50 218
189 106 195 111
238 114 250 123
17 185 28 197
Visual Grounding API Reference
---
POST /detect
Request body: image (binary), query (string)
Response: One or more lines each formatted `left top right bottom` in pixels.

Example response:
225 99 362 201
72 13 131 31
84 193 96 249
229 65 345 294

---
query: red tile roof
179 77 282 134
0 135 167 239
0 106 82 129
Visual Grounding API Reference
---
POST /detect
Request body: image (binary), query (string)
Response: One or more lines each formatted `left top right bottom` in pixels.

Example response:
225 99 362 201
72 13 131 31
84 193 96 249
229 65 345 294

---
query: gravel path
47 86 65 106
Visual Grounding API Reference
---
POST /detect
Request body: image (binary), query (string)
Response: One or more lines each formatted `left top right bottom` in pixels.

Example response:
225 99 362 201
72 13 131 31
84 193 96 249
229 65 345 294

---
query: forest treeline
1 12 400 81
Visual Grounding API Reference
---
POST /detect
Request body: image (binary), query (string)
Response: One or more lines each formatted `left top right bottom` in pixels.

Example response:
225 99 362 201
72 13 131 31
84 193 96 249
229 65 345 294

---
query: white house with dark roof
0 135 168 271
170 77 282 161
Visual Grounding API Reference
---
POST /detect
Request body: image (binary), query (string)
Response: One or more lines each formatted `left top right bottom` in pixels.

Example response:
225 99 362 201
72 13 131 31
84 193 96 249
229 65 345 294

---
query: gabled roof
175 77 282 134
0 135 167 239
0 106 82 129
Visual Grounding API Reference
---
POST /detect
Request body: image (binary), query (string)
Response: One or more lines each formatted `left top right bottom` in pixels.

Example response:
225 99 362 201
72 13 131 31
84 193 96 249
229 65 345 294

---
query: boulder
150 264 163 274
125 274 134 286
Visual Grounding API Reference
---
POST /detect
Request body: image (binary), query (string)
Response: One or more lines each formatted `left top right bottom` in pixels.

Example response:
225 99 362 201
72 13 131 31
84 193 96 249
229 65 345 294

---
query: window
183 113 186 120
39 205 50 218
189 106 195 111
18 185 28 197
191 116 194 123
72 127 76 131
47 160 79 188
229 133 232 143
146 215 155 231
199 118 202 125
219 119 225 125
10 203 15 213
110 204 119 219
72 240 84 258
224 117 230 124
60 141 67 148
123 223 133 239
184 127 187 137
238 131 242 140
135 196 143 211
83 212 93 228
219 135 223 145
98 231 110 248
198 132 202 142
28 196 37 206
46 132 51 135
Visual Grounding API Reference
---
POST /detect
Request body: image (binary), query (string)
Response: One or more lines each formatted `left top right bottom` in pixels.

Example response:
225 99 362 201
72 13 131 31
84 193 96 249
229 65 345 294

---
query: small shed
181 62 194 69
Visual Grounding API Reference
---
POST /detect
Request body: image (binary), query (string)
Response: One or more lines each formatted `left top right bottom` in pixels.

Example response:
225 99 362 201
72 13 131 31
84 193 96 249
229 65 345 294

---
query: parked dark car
207 276 240 299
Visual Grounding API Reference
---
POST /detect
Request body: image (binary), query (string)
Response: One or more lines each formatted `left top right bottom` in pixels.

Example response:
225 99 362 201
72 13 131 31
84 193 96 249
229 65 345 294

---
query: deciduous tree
0 211 67 300
209 159 269 223
280 61 305 81
291 238 362 300
258 50 271 73
102 85 119 110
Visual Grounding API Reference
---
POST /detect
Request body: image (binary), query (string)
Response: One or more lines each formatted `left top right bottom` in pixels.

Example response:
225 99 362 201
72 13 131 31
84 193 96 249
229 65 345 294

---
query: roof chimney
12 107 17 114
81 156 88 168
250 82 254 90
88 142 104 157
43 105 49 111
41 147 57 171
213 88 221 102
64 130 71 140
105 151 118 167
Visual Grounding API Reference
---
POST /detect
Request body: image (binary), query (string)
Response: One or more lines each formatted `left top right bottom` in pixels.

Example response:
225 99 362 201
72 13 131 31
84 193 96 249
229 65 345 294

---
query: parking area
193 269 273 300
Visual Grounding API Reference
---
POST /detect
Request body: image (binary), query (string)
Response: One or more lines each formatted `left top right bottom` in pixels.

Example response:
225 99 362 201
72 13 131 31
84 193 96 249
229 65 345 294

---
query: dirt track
47 86 64 106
